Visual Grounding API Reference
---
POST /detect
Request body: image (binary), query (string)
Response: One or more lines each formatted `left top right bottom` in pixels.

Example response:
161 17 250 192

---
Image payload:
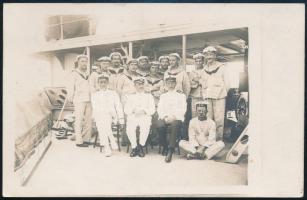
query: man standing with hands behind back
200 46 230 141
66 54 92 147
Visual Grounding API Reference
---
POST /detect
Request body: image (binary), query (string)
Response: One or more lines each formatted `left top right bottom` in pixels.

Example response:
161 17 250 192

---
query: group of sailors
66 46 229 163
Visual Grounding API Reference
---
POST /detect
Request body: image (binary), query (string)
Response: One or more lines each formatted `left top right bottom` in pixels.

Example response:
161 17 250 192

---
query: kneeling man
124 77 155 157
179 101 225 160
91 73 125 157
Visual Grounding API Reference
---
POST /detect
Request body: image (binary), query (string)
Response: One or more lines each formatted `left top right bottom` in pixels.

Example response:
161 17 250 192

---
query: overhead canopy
43 27 247 65
37 20 248 55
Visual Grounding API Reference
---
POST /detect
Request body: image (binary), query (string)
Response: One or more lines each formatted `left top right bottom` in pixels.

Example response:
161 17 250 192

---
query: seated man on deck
179 101 225 160
91 73 125 157
156 75 187 163
124 76 155 158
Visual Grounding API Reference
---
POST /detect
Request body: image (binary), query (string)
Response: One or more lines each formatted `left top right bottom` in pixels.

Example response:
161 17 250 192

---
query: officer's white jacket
91 89 124 124
157 90 187 122
124 92 155 117
188 117 216 147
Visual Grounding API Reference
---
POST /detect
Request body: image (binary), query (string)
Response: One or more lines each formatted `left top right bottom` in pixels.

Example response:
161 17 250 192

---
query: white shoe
104 147 112 157
110 141 118 151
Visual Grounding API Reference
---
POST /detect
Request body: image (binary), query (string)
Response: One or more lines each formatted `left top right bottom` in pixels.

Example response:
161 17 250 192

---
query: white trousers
126 115 151 149
179 140 225 160
207 98 226 141
74 101 92 145
94 114 116 148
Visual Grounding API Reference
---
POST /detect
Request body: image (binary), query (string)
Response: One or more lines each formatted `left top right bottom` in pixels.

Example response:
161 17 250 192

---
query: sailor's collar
136 69 150 77
124 71 137 81
203 61 224 73
166 66 184 75
108 66 124 74
74 69 89 80
147 76 162 85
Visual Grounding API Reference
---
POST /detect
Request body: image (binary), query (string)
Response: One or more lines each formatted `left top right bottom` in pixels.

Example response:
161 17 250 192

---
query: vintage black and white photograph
3 3 304 197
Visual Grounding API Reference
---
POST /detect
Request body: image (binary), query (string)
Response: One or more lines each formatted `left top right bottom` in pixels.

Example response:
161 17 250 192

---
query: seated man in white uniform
179 101 225 160
91 73 125 157
157 75 187 163
124 77 155 158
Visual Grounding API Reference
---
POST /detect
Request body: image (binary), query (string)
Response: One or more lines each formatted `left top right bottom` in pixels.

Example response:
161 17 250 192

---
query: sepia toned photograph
3 3 304 197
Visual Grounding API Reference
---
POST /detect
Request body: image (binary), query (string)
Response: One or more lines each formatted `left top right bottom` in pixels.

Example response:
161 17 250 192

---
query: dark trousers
182 97 192 140
150 112 160 144
156 119 182 149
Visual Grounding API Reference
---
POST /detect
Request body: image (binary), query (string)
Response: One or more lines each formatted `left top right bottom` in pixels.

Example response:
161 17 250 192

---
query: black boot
138 145 145 157
187 153 197 160
162 146 169 156
76 143 89 147
165 148 174 163
130 147 138 157
195 146 206 160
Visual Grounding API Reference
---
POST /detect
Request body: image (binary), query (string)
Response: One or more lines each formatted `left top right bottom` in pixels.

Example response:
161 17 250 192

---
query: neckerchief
204 67 220 75
136 69 149 77
74 69 89 80
124 72 134 81
203 62 223 75
100 69 110 74
108 67 124 75
158 67 168 75
147 78 162 86
167 66 183 76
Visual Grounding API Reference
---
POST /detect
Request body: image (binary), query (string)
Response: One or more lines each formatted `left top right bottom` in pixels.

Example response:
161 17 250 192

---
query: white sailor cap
158 55 170 62
169 53 181 61
133 76 146 84
75 54 89 62
137 56 149 62
195 100 209 108
109 52 122 60
203 46 217 54
164 74 177 82
97 73 110 80
98 56 111 62
92 65 99 70
127 58 138 65
193 53 205 59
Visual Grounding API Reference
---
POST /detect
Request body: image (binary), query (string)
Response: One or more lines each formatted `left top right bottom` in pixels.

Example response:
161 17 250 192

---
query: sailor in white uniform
179 101 225 160
200 46 230 141
66 55 92 147
109 52 126 94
